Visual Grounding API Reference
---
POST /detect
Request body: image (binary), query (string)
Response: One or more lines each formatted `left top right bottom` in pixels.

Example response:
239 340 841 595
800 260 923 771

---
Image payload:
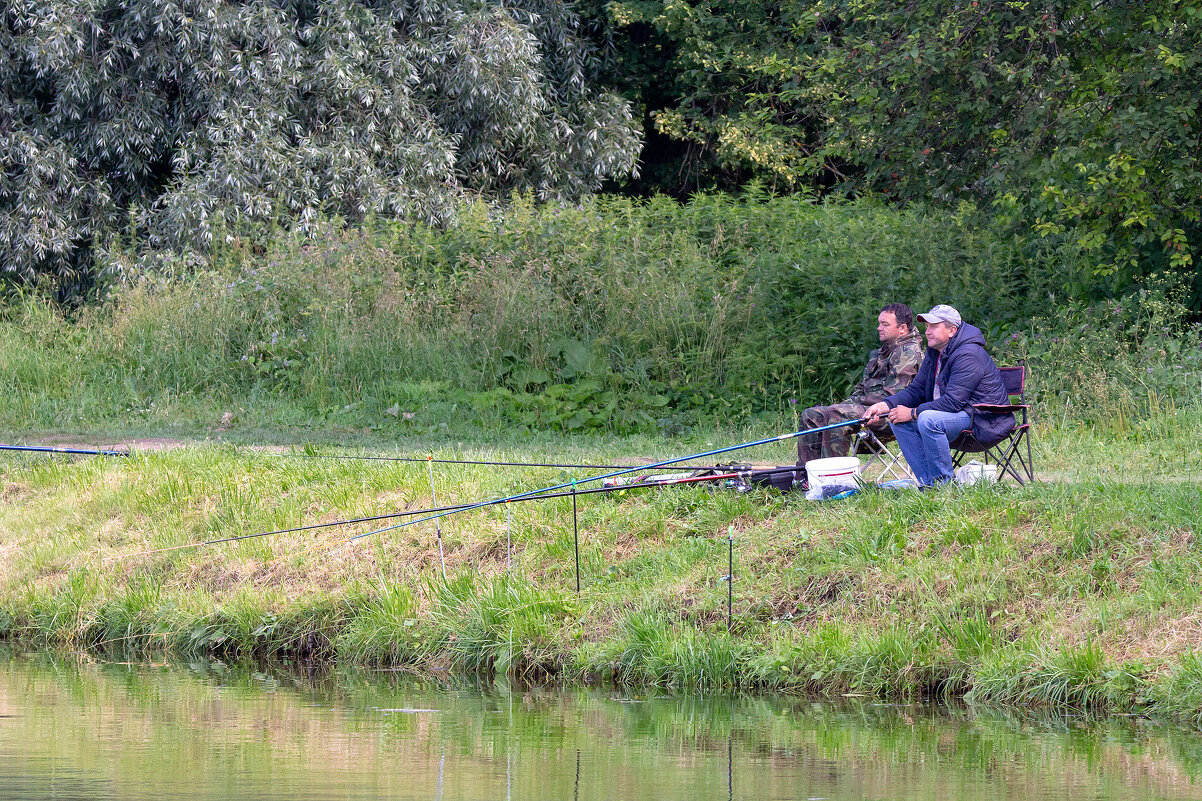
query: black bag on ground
747 467 803 493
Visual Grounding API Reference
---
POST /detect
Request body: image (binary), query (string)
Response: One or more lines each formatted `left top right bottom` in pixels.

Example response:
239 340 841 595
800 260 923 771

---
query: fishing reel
707 462 804 494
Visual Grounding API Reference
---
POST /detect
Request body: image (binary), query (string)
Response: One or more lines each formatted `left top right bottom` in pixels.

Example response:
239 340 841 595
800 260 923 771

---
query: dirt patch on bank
1 482 29 502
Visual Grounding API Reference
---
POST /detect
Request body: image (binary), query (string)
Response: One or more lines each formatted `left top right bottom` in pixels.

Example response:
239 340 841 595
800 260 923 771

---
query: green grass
1 192 1200 718
2 414 1201 724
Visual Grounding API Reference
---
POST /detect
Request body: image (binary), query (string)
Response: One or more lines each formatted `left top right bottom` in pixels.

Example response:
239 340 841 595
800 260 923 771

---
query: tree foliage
824 0 1202 298
607 1 1202 300
0 0 640 284
602 0 828 195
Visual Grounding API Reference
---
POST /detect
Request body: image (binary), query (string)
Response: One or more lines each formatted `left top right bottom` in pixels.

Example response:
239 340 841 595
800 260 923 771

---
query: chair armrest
972 403 1026 414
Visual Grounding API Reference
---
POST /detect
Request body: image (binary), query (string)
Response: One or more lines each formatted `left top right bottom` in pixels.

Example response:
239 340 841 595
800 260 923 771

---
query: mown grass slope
2 193 1200 723
2 413 1200 723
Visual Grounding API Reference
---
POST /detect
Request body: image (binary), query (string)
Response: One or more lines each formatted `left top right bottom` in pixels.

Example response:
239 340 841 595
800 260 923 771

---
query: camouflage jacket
847 330 924 405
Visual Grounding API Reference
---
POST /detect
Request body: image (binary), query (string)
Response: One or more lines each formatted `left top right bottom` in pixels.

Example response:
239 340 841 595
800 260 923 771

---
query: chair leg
849 430 883 479
989 434 1029 485
1001 429 1034 484
852 430 914 483
877 449 912 482
998 452 1026 484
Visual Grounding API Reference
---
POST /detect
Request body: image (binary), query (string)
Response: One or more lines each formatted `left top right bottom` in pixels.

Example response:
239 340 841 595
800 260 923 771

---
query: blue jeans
889 409 972 486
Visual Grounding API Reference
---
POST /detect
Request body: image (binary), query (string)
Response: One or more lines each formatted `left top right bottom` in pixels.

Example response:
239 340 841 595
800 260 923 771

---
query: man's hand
864 401 890 422
887 405 914 424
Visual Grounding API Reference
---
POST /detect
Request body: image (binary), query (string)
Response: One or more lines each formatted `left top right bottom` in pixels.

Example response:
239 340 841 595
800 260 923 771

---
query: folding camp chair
950 364 1034 484
849 420 915 483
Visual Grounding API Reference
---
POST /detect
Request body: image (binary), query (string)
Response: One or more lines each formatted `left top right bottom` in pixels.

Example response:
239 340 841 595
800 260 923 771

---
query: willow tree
0 0 640 285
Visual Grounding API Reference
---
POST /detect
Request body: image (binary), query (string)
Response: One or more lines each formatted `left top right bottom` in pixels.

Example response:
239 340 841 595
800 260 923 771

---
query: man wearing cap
796 303 923 467
864 305 1014 487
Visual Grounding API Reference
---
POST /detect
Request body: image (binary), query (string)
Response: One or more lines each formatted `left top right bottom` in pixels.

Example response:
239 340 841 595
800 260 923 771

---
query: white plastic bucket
954 461 998 485
805 456 862 491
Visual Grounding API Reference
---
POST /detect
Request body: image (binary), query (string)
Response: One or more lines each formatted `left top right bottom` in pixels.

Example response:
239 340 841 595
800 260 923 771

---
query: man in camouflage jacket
797 304 923 465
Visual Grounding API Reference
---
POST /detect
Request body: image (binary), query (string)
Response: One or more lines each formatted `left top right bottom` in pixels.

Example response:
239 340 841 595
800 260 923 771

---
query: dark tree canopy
823 0 1201 296
7 0 1201 302
606 1 1202 299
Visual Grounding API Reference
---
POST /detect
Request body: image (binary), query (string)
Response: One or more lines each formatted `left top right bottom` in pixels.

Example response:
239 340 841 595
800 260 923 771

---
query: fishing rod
0 440 720 471
1 440 716 470
313 419 865 552
0 443 129 457
123 467 776 557
274 452 722 471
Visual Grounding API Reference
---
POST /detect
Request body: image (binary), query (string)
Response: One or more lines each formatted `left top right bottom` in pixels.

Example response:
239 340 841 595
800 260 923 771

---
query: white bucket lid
804 456 861 472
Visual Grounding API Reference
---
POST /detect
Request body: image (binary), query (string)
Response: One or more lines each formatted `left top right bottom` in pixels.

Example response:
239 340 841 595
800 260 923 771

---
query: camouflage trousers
796 402 869 465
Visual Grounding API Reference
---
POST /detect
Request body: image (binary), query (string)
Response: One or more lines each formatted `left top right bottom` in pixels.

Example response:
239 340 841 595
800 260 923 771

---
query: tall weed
426 573 576 678
1000 273 1202 425
2 193 1195 433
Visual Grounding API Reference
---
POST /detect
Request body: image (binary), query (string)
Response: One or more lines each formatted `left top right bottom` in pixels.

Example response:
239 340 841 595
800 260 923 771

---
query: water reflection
2 650 1201 800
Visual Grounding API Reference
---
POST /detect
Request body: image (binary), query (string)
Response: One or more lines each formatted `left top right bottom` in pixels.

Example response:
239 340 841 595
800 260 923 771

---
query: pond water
3 650 1202 801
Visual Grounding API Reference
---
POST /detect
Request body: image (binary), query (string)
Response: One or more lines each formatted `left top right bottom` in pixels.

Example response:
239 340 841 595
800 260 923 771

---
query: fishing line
0 443 130 457
119 469 756 558
275 451 722 470
305 419 865 557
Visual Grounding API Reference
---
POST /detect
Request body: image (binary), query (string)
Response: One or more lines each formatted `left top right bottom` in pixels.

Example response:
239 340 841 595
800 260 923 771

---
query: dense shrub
1 193 1195 433
999 274 1202 424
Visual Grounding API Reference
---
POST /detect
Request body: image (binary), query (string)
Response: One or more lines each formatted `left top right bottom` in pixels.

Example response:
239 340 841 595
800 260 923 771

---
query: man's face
877 311 907 344
924 320 957 351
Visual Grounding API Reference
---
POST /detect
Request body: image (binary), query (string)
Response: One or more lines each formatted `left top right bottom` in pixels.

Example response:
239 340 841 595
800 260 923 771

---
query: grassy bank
2 413 1201 723
3 191 1201 722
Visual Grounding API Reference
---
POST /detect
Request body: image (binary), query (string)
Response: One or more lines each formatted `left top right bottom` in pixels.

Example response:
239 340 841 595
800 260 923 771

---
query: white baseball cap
917 304 962 327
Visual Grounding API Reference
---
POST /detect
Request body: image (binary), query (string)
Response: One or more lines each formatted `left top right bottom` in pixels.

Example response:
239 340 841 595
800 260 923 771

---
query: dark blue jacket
884 323 1015 445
